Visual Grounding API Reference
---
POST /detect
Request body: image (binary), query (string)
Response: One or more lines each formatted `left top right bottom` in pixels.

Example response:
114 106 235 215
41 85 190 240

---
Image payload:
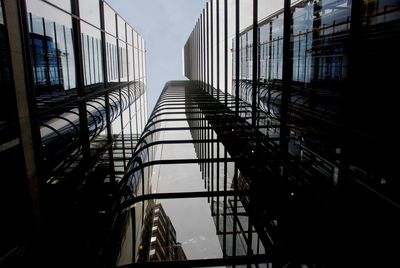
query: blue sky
107 0 207 112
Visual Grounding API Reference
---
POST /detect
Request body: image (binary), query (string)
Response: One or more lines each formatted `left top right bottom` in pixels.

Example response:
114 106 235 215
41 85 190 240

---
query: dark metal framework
2 0 400 267
0 0 147 266
183 0 400 267
116 81 274 267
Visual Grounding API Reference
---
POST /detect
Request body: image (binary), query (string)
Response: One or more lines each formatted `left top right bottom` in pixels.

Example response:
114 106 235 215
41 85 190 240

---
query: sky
105 0 283 113
106 0 222 259
104 0 284 259
107 0 207 113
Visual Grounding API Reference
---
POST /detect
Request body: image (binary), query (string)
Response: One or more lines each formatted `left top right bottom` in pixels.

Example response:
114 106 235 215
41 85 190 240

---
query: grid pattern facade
0 0 147 266
182 0 400 267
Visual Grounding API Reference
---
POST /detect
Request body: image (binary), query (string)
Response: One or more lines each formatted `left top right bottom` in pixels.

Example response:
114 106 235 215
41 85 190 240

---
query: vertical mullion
99 0 115 182
53 22 62 89
63 25 71 89
42 17 50 89
277 0 292 265
210 0 215 206
92 36 96 84
280 0 291 176
138 35 144 133
211 0 214 97
235 0 240 115
223 148 227 256
116 14 126 171
131 32 138 138
232 164 238 257
86 35 91 85
29 13 39 87
224 0 228 106
203 9 206 91
252 0 258 127
206 3 210 93
126 25 134 154
71 0 90 162
216 0 220 100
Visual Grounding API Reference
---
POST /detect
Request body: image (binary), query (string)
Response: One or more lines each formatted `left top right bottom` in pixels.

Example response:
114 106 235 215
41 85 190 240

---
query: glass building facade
181 0 400 267
1 0 147 266
2 0 400 267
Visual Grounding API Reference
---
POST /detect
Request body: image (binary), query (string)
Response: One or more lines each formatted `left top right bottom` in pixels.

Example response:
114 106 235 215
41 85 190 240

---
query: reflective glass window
104 3 116 36
134 47 139 81
120 44 128 82
292 2 313 83
259 24 269 80
271 14 283 80
127 45 134 81
106 33 118 83
27 1 75 94
81 22 103 89
79 0 100 27
117 15 126 42
47 0 71 13
127 26 132 45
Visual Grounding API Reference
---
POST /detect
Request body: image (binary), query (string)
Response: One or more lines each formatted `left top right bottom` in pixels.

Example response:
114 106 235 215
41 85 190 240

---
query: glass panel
138 41 143 81
117 15 126 41
119 41 128 82
47 0 71 13
44 20 63 90
122 105 131 133
79 0 100 27
81 21 103 91
239 0 252 33
129 92 137 134
106 33 118 83
64 27 76 89
292 1 313 83
27 0 71 26
134 47 139 81
27 1 75 96
133 30 138 48
258 0 283 19
104 2 116 36
111 112 122 137
271 14 283 80
128 45 134 82
127 25 133 45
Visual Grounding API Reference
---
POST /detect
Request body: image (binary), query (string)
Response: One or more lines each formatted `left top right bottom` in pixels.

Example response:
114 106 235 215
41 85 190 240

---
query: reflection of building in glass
1 0 147 266
1 0 400 267
137 203 186 262
29 32 64 92
181 0 400 267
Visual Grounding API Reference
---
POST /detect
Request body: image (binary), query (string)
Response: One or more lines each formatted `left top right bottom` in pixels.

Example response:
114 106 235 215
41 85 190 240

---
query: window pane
27 1 75 96
117 15 126 41
47 0 71 13
106 33 118 83
79 0 100 27
104 3 116 36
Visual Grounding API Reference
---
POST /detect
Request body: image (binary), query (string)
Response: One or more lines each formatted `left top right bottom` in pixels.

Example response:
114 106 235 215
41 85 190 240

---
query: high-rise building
181 0 400 267
137 203 186 262
1 0 400 267
0 0 148 266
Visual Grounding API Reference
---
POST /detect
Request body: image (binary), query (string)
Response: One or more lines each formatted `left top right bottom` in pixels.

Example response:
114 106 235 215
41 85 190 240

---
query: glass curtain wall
184 0 400 266
115 81 274 267
0 0 147 266
25 0 147 181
